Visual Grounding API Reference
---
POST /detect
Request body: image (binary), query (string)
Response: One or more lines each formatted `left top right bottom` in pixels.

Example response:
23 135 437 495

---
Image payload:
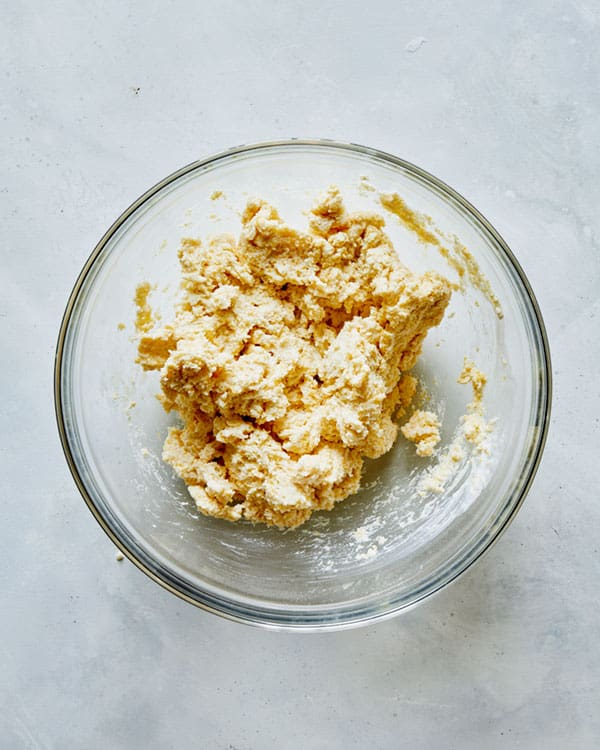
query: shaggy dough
136 187 452 528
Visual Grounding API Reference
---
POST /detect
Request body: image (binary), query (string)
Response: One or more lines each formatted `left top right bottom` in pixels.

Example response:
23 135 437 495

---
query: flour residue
405 37 427 53
351 527 370 542
418 357 493 495
351 524 388 561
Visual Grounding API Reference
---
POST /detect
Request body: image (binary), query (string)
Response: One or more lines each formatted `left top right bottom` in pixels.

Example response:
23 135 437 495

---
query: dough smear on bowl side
135 186 452 528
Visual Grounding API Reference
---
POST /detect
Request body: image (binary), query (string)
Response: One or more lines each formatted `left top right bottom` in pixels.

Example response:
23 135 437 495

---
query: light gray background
2 1 599 748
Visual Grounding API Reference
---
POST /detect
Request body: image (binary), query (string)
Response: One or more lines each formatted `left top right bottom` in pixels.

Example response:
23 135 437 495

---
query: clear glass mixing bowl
55 140 551 630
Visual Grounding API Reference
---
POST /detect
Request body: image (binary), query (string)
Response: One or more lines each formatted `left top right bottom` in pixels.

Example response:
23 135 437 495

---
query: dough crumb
458 357 492 451
358 175 376 194
401 410 441 457
115 551 124 562
356 545 378 560
134 282 155 333
457 357 486 397
352 527 370 542
117 322 126 331
136 187 452 528
210 190 225 200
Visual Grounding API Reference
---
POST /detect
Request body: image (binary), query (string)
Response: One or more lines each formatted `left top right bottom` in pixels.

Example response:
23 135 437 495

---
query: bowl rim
54 138 552 631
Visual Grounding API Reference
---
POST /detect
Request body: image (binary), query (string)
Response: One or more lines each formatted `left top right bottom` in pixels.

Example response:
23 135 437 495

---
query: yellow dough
136 187 452 528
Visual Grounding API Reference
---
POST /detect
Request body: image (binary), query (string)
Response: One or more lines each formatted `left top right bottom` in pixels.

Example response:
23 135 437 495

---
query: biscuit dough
136 187 452 528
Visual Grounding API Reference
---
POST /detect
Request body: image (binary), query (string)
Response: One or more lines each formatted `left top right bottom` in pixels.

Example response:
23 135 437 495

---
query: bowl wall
56 141 550 628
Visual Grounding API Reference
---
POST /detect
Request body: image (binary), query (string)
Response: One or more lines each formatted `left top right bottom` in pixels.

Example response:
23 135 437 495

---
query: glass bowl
55 140 551 630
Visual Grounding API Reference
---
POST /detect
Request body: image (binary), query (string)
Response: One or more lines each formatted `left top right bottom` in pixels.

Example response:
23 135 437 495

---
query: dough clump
400 410 441 457
136 187 451 528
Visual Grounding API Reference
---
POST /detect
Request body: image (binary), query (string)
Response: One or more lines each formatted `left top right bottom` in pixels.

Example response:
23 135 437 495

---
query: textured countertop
2 1 599 747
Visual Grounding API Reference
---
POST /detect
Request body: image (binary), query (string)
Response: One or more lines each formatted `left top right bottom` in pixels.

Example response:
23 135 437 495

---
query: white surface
1 1 599 747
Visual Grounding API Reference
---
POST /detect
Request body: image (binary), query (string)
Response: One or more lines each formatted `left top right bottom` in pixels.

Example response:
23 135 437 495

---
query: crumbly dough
136 187 452 528
400 410 441 457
